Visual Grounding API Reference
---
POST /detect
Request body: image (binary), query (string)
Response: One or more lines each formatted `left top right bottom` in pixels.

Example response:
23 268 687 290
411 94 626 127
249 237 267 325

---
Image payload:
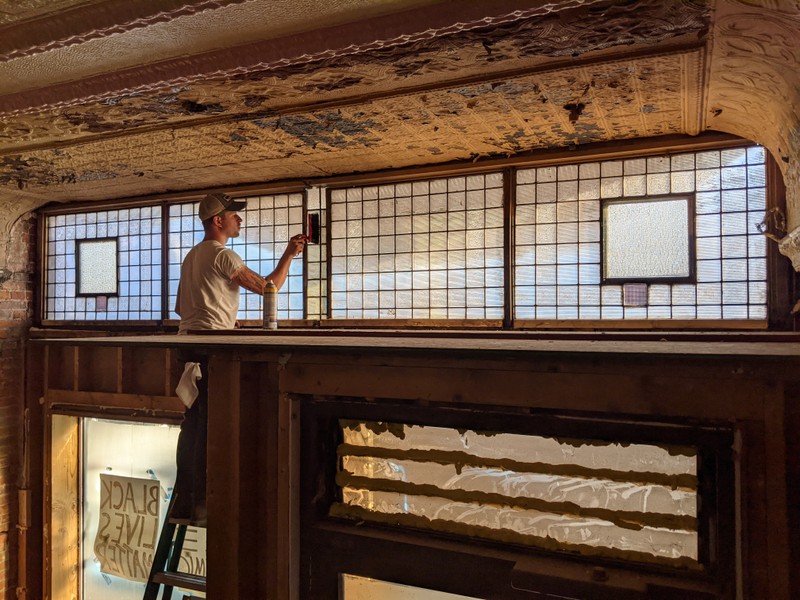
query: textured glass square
647 173 671 196
557 180 578 201
600 160 623 177
696 192 721 215
623 175 647 196
695 169 721 192
721 148 747 167
604 198 690 280
671 171 696 193
538 166 557 182
78 239 118 295
697 260 722 283
579 178 600 200
600 177 623 198
721 166 747 190
579 162 600 179
517 169 535 185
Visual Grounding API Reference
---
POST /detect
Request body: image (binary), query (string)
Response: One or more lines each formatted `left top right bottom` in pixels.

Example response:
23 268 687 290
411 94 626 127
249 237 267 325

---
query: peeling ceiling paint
0 0 798 229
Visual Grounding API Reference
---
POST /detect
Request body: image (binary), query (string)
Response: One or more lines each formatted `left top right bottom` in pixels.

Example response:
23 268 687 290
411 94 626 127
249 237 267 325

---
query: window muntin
329 173 505 320
45 207 162 321
77 238 119 296
305 186 328 320
514 146 767 320
166 192 305 321
602 196 692 282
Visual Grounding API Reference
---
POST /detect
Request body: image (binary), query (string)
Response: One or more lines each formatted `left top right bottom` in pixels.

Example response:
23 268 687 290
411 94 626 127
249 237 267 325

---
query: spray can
264 280 277 330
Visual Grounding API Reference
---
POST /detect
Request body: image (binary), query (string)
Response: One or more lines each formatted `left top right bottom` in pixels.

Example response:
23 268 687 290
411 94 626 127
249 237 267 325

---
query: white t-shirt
175 240 246 333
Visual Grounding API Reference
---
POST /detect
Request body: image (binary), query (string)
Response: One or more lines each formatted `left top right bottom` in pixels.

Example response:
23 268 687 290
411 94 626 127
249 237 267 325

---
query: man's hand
286 233 307 258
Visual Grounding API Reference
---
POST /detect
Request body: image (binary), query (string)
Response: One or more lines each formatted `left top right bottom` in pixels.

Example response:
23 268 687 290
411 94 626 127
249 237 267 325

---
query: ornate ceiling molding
706 0 800 225
0 0 248 62
0 50 703 200
0 0 707 118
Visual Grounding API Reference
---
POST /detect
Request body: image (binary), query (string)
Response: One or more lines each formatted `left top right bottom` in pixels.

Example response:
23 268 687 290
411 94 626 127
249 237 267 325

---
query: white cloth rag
176 362 202 409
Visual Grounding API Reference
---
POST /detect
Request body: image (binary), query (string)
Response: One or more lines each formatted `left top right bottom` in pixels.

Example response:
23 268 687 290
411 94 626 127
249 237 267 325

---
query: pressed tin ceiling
0 0 799 223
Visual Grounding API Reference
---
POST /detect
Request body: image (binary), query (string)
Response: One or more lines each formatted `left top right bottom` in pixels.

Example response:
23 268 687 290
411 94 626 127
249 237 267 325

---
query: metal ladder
143 492 206 599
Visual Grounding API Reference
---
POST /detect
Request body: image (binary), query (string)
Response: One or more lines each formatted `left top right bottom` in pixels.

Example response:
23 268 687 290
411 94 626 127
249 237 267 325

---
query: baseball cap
198 193 247 221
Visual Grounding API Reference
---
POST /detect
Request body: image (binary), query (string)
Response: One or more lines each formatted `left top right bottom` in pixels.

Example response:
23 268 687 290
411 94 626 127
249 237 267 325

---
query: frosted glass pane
78 239 118 295
342 574 480 600
337 421 698 564
82 419 193 600
604 199 690 279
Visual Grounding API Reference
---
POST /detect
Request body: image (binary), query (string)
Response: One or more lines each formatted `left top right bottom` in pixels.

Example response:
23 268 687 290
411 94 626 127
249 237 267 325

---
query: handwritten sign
93 473 207 584
94 474 161 582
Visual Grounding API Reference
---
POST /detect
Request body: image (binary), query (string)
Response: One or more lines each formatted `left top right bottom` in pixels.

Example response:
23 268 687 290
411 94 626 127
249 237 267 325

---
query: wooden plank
206 355 246 599
45 345 75 391
20 342 46 600
264 363 279 598
164 348 173 397
72 346 79 392
280 362 768 420
762 388 791 600
121 346 171 396
237 360 261 598
77 345 118 392
739 420 769 600
257 358 301 600
116 347 123 394
48 414 80 600
278 391 301 600
46 388 183 413
34 334 800 358
784 382 800 600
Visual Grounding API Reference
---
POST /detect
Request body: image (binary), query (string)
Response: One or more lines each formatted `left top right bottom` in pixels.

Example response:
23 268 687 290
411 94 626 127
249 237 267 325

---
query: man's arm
231 233 306 293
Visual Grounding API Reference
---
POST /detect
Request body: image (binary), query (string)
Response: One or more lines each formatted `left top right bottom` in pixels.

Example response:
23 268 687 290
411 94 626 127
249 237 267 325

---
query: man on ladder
144 193 306 599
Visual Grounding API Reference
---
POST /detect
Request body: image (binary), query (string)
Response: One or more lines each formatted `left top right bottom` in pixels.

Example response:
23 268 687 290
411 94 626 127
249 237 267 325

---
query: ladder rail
143 491 206 600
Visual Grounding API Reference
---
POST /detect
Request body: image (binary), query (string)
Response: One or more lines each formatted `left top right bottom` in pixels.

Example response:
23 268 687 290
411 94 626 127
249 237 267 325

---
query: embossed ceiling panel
706 0 800 226
0 0 711 211
0 0 99 26
0 51 702 201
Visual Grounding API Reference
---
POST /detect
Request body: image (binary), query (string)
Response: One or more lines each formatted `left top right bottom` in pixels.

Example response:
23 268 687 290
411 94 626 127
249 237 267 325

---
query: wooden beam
20 342 46 600
280 361 770 420
45 389 183 413
206 355 257 599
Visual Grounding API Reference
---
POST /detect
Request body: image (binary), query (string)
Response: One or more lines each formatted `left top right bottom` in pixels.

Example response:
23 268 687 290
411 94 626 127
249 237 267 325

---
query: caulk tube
263 280 278 330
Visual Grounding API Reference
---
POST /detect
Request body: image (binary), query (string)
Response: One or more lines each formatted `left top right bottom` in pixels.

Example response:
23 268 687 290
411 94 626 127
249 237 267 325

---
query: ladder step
152 571 207 593
168 516 206 527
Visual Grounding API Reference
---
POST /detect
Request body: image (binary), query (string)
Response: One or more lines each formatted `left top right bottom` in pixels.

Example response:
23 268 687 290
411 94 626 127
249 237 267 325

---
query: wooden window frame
35 133 792 332
300 396 736 599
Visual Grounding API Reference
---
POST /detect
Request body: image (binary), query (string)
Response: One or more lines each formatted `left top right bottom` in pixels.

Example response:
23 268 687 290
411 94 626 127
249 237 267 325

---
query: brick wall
0 214 35 600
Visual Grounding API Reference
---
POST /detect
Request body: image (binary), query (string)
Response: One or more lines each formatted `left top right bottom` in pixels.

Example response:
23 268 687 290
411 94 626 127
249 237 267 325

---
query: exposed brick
0 215 34 600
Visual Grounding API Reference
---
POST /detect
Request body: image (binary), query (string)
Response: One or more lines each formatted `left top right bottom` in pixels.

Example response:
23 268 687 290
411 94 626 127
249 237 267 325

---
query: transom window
40 142 774 327
329 174 505 320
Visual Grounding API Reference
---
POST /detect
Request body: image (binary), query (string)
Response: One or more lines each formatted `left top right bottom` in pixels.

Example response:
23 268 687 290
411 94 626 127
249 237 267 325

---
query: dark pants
173 353 208 519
